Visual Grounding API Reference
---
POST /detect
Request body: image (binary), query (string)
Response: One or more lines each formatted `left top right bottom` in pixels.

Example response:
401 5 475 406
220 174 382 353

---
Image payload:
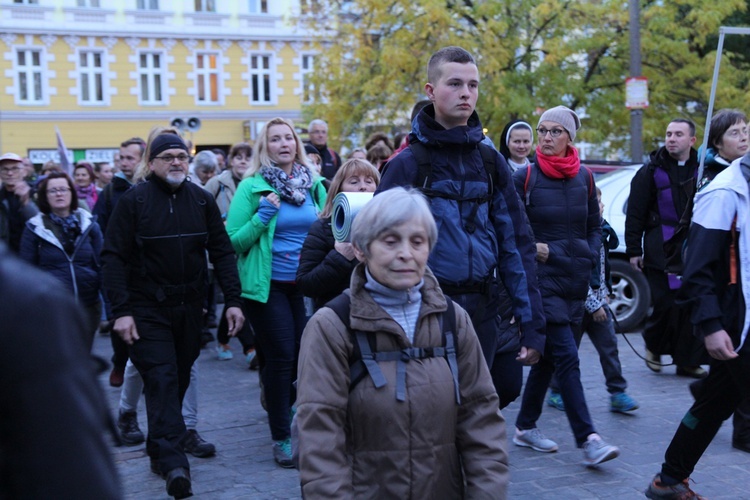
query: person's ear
353 244 366 263
424 82 436 101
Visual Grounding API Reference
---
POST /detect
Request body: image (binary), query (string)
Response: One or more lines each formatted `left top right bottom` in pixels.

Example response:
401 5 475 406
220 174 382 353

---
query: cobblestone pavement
95 328 750 499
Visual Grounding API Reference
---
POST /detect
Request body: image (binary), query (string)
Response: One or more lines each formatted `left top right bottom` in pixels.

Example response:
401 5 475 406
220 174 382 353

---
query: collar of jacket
347 262 448 336
411 103 485 147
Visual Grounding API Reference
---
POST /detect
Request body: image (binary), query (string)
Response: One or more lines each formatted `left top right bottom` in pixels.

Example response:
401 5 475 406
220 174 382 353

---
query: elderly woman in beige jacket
296 187 509 499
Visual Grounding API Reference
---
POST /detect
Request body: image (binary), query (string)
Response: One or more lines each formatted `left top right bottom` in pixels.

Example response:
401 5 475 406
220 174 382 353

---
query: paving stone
93 328 750 499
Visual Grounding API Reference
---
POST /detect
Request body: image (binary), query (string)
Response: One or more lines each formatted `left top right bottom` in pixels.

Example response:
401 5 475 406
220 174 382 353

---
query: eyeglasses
0 166 22 175
536 127 567 138
48 188 71 195
154 154 191 164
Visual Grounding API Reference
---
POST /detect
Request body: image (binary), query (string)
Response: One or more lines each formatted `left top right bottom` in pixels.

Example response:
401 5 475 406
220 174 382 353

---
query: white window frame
136 0 159 10
300 53 317 104
76 0 100 6
248 52 274 105
248 0 268 13
13 0 39 4
77 49 108 105
137 50 166 105
194 51 222 105
194 0 216 12
14 47 47 105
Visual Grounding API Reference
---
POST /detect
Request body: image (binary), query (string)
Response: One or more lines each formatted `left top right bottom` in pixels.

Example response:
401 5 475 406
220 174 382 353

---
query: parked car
585 162 652 332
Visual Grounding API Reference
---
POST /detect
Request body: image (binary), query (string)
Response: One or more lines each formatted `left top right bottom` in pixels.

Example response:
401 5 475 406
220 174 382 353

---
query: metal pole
629 0 643 163
696 30 725 185
697 26 750 184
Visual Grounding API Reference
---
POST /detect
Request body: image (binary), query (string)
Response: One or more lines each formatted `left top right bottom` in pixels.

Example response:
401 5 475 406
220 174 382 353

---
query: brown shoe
109 367 124 387
645 349 661 373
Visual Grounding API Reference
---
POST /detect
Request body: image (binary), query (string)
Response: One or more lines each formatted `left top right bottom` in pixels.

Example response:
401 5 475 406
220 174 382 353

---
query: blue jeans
516 321 596 447
244 282 307 441
550 305 627 395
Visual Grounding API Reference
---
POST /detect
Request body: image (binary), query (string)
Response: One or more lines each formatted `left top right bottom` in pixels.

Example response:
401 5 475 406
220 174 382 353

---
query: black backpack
325 292 461 404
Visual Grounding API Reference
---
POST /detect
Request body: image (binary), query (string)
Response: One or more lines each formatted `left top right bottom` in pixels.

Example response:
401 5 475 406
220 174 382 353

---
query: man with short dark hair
0 152 37 253
377 46 545 395
103 134 244 499
307 119 341 180
626 119 706 378
94 137 146 389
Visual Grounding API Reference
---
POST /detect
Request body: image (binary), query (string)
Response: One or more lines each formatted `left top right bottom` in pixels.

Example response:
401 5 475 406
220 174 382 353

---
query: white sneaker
513 428 558 453
582 435 620 466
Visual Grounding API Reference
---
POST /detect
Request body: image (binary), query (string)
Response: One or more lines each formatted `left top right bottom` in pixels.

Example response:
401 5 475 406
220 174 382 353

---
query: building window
301 54 318 103
78 50 106 104
136 0 159 9
195 0 216 12
13 0 39 4
195 52 220 104
15 48 44 104
300 0 320 15
249 54 273 104
248 0 267 13
138 51 165 105
76 0 100 6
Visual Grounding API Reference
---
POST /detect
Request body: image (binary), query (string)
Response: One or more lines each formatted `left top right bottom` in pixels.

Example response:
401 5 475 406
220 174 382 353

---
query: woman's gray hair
351 187 437 258
193 150 218 172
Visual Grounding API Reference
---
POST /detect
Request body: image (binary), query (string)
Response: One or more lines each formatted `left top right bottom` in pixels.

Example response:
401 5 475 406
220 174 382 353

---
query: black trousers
129 300 203 474
661 340 750 480
643 268 705 366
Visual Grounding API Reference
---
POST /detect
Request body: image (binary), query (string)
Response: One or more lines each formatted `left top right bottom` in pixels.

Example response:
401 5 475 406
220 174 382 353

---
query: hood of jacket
25 209 95 250
410 104 485 148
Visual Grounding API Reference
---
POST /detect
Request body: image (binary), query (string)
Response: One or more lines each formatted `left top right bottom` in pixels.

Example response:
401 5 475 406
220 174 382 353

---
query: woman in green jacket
226 117 326 468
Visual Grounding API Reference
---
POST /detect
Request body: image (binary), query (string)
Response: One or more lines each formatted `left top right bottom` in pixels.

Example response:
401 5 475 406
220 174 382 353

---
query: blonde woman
226 117 327 467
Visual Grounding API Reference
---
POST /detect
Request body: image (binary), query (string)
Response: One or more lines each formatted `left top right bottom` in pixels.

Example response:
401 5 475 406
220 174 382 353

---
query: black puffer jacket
102 174 242 317
297 217 358 311
513 163 601 323
625 146 698 270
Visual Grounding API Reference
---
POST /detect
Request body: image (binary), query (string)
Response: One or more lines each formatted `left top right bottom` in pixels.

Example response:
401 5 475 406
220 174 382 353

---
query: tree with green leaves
301 0 748 157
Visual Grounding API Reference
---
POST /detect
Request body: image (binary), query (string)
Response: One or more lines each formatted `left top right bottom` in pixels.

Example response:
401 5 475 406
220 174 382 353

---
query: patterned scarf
76 183 98 210
259 163 313 206
48 212 81 255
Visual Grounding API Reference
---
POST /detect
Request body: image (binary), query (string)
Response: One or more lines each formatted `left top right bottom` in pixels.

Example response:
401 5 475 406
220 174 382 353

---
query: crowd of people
1 44 749 500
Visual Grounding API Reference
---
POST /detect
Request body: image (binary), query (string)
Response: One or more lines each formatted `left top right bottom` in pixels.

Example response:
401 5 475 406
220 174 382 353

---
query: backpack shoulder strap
409 142 433 191
328 147 339 169
441 299 461 404
325 293 384 391
523 164 537 206
477 142 496 195
582 165 594 198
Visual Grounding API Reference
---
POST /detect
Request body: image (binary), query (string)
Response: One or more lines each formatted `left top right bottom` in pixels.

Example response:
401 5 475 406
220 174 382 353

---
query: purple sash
653 166 682 289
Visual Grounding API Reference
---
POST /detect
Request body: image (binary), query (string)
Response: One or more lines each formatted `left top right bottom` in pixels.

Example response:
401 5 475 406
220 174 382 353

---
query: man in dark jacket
625 119 706 378
0 152 38 253
307 118 341 181
377 46 545 379
102 134 244 499
0 241 121 499
94 137 146 388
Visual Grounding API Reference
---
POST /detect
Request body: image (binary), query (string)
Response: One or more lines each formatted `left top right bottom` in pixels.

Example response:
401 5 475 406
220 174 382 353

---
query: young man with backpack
376 46 545 379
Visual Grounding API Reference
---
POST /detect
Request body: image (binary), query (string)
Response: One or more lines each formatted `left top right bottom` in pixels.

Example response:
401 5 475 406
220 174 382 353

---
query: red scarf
535 145 580 179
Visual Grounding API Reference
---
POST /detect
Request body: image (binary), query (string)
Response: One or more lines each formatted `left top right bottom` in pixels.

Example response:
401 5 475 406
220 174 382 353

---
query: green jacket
226 173 327 303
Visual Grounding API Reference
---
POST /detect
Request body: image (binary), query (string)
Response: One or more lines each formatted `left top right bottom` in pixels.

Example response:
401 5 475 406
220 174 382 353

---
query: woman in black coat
297 158 380 310
20 171 103 348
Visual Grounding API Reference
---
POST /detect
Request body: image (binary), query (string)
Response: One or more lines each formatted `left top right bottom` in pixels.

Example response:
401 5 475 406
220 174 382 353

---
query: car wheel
608 258 651 332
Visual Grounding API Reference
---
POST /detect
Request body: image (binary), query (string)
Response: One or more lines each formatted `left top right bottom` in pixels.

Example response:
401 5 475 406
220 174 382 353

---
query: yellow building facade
0 0 319 164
